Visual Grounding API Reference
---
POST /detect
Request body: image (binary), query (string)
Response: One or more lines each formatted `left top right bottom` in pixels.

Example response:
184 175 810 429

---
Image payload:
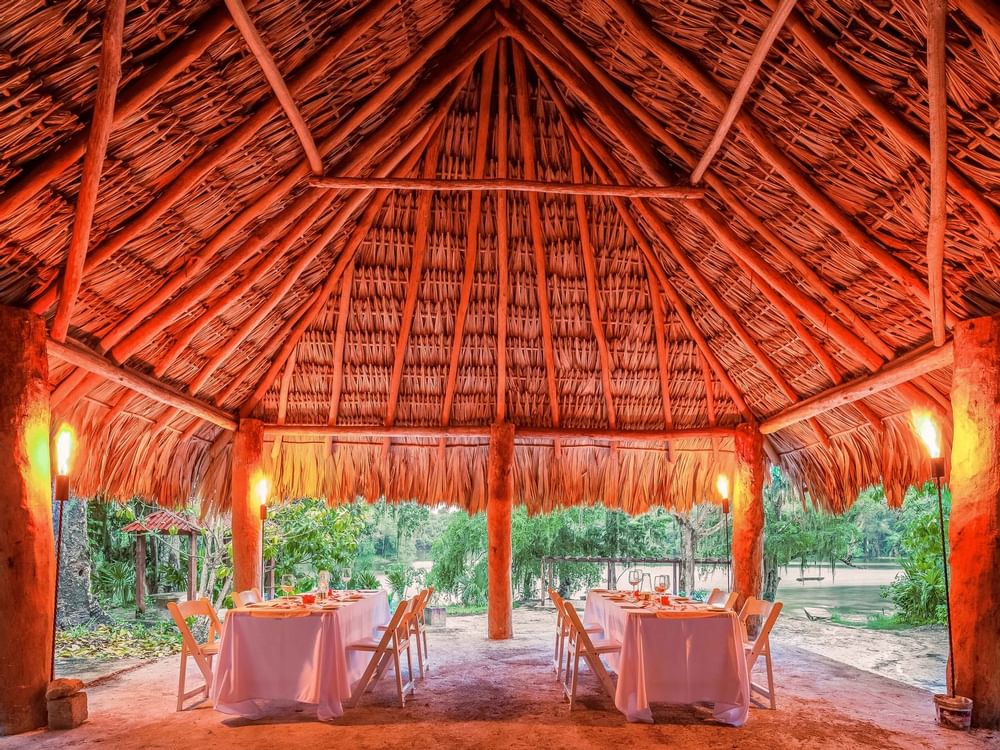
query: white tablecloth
212 591 390 721
584 592 750 725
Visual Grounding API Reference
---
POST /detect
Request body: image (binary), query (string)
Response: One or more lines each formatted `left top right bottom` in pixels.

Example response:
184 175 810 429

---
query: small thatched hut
0 0 998 733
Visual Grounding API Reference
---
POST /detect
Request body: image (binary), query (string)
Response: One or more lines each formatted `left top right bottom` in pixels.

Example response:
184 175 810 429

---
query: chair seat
590 638 621 653
348 637 381 651
200 642 220 656
583 624 603 634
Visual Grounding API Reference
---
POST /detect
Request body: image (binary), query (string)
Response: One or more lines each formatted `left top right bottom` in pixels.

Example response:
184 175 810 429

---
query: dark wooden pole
0 307 55 735
187 534 197 602
487 422 515 640
135 534 146 615
231 419 264 595
949 316 1000 727
732 423 765 609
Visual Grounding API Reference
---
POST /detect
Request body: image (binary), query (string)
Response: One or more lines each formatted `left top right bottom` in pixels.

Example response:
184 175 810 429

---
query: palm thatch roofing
1 0 996 513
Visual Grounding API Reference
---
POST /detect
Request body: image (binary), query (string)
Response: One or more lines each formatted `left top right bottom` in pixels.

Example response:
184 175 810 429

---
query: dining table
211 590 390 721
583 590 750 725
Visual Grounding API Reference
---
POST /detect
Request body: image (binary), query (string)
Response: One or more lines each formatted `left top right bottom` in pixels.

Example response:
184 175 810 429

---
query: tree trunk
52 499 111 627
762 553 780 602
673 514 698 594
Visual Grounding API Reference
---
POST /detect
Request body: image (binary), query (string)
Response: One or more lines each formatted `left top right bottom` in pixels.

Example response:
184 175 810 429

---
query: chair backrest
707 588 724 605
549 589 565 624
167 598 222 652
723 591 739 611
740 597 783 656
233 588 261 607
707 588 739 611
379 599 410 645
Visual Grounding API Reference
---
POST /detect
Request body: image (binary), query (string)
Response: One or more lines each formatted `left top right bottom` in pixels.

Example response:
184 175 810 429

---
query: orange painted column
231 419 264 595
0 307 56 735
949 316 1000 728
732 423 765 608
487 422 514 640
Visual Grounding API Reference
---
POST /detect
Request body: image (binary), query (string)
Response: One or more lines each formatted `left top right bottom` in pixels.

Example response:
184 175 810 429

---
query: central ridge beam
310 176 703 198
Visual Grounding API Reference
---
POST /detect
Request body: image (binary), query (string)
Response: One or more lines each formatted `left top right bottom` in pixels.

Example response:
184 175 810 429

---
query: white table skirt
584 592 750 725
211 591 390 721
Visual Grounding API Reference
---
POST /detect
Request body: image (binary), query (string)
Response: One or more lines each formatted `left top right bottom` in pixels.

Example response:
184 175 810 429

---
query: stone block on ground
47 691 88 730
46 678 85 700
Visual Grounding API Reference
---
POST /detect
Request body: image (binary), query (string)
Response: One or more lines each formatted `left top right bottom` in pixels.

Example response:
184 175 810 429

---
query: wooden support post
0 307 55 735
732 423 765 608
187 534 197 602
231 419 264 595
487 422 515 640
949 316 1000 727
135 533 146 614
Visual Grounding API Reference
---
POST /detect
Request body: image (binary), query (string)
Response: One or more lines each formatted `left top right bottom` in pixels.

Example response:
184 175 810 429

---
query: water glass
654 574 668 594
280 574 295 597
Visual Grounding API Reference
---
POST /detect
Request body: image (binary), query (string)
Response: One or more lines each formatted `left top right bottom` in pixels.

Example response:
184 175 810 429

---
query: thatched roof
2 0 996 512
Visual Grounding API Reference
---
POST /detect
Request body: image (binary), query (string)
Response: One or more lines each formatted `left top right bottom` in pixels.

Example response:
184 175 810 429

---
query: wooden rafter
441 47 497 427
327 260 357 428
310 176 703 198
570 148 617 430
495 40 511 423
513 0 895 360
384 128 446 428
0 6 232 224
601 0 940 316
772 1 1000 239
47 338 236 431
262 423 736 441
513 44 561 431
956 0 1000 45
51 0 126 343
761 341 954 434
927 0 948 346
270 349 298 458
237 69 477 418
646 274 673 430
691 0 798 183
224 0 323 173
31 0 491 316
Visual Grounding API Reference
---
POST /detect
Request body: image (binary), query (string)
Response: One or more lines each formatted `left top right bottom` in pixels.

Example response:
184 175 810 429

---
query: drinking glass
317 570 330 601
340 567 353 590
280 574 295 597
628 568 641 596
653 574 668 594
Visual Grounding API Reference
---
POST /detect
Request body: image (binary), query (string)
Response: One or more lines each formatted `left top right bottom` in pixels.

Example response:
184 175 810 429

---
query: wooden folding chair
382 588 430 679
166 598 223 711
549 589 602 680
739 597 783 709
233 588 262 607
707 588 739 611
416 586 433 667
561 600 620 710
349 599 416 707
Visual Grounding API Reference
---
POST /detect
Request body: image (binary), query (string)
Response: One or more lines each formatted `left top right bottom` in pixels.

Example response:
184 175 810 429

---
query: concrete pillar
231 419 264 595
0 307 56 735
487 422 514 640
732 423 765 609
949 316 1000 728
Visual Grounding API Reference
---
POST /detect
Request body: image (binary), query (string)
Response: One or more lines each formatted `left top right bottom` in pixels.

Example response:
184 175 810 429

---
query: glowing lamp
54 424 74 502
256 476 270 520
912 410 944 478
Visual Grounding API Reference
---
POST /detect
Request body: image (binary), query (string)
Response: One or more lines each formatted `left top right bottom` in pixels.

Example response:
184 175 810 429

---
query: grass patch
445 605 487 617
829 612 912 631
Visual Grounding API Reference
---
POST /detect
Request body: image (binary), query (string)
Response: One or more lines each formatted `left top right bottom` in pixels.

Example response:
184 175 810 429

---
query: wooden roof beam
237 70 478 418
384 130 446 428
646 274 674 431
508 3 894 360
761 341 954 434
327 261 357 429
570 148 617 430
602 0 942 320
691 0 799 184
495 40 511 423
310 176 703 198
47 338 236 431
31 0 490 316
270 349 298 459
512 45 561 432
441 48 497 427
223 0 323 174
50 0 126 343
771 1 1000 239
262 423 736 442
0 6 232 224
927 0 949 346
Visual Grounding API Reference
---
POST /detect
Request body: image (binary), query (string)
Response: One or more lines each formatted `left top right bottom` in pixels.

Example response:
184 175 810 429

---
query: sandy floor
6 609 996 750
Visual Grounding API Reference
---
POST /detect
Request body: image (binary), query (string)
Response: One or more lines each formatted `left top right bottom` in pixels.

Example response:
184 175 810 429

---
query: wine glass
317 571 330 601
340 567 352 591
280 574 295 597
628 568 641 597
653 574 668 595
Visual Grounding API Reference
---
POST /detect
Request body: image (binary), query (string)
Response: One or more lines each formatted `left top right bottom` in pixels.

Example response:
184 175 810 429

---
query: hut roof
2 0 995 512
121 509 202 535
